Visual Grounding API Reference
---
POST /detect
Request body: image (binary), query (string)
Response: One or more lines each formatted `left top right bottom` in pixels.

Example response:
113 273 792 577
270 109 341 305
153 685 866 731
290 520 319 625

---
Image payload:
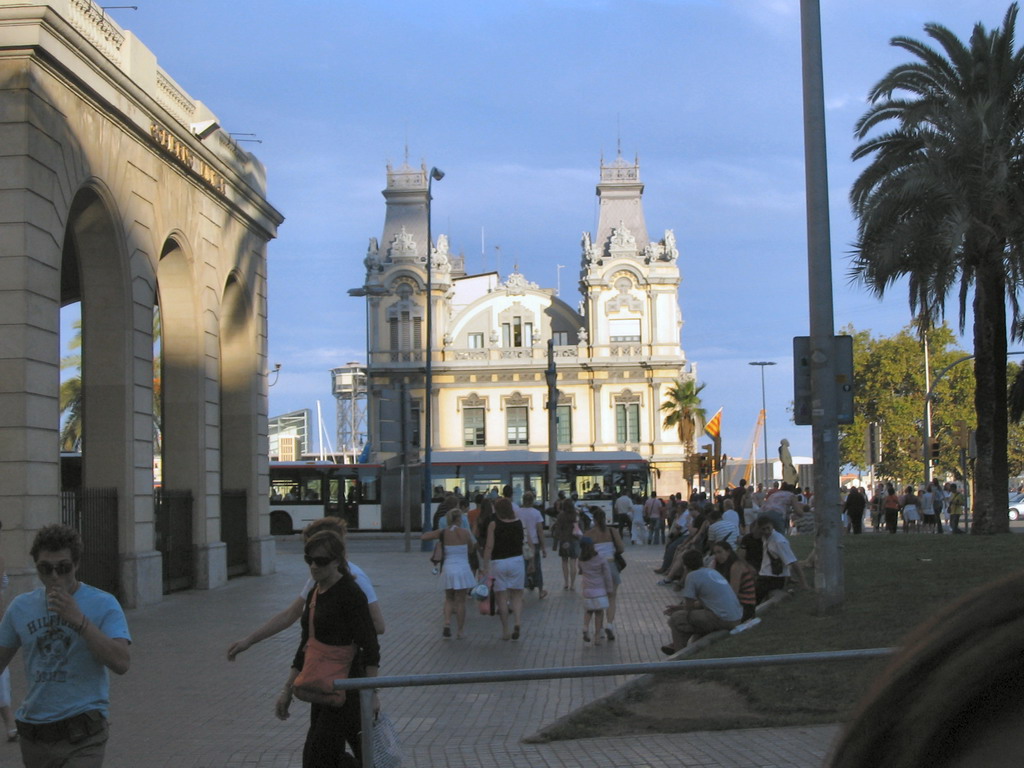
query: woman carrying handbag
276 530 380 768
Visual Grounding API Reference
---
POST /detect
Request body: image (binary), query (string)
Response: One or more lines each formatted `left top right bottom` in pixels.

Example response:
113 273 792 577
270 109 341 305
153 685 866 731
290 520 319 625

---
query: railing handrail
342 647 894 765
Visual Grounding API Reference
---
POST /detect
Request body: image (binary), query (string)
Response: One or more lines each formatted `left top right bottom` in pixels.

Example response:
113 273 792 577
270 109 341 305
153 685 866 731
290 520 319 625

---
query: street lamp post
423 166 444 541
749 361 776 486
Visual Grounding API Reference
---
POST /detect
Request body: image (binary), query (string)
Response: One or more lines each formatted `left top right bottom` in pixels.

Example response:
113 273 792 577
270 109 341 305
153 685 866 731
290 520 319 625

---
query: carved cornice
503 391 530 408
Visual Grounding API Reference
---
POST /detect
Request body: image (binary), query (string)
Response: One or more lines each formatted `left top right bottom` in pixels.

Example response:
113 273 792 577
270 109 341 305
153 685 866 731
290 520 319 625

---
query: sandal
582 631 591 643
511 626 520 640
442 626 451 638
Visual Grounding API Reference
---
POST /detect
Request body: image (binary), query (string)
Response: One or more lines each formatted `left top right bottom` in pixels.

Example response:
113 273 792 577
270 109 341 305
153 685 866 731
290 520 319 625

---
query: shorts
923 513 937 525
583 596 609 612
490 556 525 591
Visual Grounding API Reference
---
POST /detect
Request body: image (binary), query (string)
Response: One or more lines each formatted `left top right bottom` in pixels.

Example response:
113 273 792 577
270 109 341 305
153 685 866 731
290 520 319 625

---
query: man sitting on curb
661 550 743 655
754 514 808 603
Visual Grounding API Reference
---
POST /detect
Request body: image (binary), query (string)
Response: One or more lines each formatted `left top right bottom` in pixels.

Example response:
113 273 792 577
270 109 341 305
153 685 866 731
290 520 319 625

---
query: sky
90 0 1015 462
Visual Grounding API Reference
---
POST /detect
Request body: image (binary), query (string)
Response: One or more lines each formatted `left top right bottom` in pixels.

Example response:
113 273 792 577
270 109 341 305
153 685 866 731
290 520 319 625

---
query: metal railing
334 647 894 767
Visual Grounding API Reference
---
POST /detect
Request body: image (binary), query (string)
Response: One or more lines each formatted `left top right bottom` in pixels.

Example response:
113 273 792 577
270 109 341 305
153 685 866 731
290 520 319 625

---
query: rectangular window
524 322 533 347
463 407 485 446
400 311 411 349
615 403 640 444
412 317 422 349
389 318 399 349
512 317 523 347
556 404 572 445
552 331 569 346
506 406 529 445
468 332 484 349
410 402 421 448
609 318 641 342
502 323 511 347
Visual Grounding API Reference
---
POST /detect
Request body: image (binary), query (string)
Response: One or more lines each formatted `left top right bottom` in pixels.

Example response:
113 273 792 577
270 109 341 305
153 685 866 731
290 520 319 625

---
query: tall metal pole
800 0 843 611
422 167 444 541
750 361 776 486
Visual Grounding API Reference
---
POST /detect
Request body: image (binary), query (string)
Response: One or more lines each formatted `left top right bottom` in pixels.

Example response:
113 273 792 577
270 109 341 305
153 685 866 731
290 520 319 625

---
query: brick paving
0 536 839 767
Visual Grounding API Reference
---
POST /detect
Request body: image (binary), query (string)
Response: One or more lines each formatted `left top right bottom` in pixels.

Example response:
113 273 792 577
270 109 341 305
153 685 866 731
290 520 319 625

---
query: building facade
0 1 282 605
351 155 697 499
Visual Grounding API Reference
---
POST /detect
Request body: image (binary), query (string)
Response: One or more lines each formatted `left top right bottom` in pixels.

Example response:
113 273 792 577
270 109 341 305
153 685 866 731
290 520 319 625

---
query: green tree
850 5 1024 532
1007 362 1024 477
660 379 706 456
59 320 82 451
839 324 975 484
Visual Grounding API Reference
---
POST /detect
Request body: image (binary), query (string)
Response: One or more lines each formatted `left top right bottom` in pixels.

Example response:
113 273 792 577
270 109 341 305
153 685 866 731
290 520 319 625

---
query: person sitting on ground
654 501 690 575
707 506 741 549
721 498 742 532
660 549 743 655
753 515 807 603
711 540 757 622
658 502 711 585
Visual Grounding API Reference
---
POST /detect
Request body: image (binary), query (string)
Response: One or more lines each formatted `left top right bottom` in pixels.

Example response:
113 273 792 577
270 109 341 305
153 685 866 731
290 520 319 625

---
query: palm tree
59 319 83 451
850 4 1024 533
660 379 706 455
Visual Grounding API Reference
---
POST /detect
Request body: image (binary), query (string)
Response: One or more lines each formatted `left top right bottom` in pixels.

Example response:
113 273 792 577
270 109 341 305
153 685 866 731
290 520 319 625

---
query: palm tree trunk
971 261 1010 534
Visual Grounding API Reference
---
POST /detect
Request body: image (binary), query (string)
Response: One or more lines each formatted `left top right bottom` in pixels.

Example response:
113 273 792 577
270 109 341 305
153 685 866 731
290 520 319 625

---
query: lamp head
430 167 445 181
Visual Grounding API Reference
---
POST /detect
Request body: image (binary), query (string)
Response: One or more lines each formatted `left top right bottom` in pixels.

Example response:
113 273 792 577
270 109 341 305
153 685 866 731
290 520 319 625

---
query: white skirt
442 545 476 590
583 596 609 612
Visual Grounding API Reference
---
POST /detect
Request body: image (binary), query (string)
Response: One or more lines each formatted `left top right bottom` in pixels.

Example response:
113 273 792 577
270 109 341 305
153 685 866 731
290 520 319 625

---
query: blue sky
97 0 1013 461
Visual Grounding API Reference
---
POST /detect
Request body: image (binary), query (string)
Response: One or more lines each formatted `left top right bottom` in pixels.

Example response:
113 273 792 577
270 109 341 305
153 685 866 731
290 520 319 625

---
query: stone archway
0 3 282 605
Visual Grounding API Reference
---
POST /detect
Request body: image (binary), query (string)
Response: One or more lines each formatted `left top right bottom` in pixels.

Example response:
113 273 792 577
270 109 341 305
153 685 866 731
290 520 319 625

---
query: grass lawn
548 531 1024 737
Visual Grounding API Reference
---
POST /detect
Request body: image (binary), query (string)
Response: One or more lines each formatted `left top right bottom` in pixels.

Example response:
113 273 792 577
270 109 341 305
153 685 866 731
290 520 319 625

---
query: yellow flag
703 408 722 440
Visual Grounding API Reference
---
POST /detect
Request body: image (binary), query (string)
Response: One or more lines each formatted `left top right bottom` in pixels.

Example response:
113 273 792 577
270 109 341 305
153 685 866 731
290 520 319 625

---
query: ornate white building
352 154 698 496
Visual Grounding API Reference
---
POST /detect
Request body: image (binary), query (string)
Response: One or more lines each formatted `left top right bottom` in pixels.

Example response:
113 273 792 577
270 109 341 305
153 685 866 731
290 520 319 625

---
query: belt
16 710 106 744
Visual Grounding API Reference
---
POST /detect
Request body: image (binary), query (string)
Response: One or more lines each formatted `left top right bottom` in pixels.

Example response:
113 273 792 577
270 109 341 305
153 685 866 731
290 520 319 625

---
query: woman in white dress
421 508 477 639
630 498 646 545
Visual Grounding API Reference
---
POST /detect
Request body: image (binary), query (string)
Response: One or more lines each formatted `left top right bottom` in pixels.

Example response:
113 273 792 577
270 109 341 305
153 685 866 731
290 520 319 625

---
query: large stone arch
0 4 282 606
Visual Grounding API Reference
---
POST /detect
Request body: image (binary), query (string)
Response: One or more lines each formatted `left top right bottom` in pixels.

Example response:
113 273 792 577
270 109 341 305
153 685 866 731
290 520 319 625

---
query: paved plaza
0 536 838 767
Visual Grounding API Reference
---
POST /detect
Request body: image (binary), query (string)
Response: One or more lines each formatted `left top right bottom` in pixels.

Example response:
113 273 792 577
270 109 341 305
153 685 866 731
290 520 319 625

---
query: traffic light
866 421 882 465
930 440 940 460
956 420 970 449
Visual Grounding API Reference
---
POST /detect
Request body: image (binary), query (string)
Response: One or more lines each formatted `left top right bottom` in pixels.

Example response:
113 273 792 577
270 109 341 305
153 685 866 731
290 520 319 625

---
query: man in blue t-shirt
0 524 131 766
661 549 742 654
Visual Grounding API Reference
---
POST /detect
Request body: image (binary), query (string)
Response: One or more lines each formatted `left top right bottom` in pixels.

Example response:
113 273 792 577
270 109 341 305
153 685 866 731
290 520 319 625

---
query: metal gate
154 489 193 593
60 488 119 598
221 489 248 577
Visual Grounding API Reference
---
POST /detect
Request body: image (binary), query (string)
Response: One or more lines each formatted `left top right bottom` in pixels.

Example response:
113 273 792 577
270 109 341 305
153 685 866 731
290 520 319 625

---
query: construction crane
744 410 765 486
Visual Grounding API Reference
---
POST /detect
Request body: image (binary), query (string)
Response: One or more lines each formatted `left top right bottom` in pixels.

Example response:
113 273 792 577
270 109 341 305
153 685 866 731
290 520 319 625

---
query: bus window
357 469 379 502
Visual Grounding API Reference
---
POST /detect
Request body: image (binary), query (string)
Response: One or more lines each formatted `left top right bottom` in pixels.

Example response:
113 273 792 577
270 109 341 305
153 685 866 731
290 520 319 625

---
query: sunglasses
304 555 336 568
36 561 74 576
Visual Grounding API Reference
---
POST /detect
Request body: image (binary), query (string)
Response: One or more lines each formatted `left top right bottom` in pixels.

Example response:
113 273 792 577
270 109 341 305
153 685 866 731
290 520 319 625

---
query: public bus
268 451 650 533
426 449 650 514
268 461 382 535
